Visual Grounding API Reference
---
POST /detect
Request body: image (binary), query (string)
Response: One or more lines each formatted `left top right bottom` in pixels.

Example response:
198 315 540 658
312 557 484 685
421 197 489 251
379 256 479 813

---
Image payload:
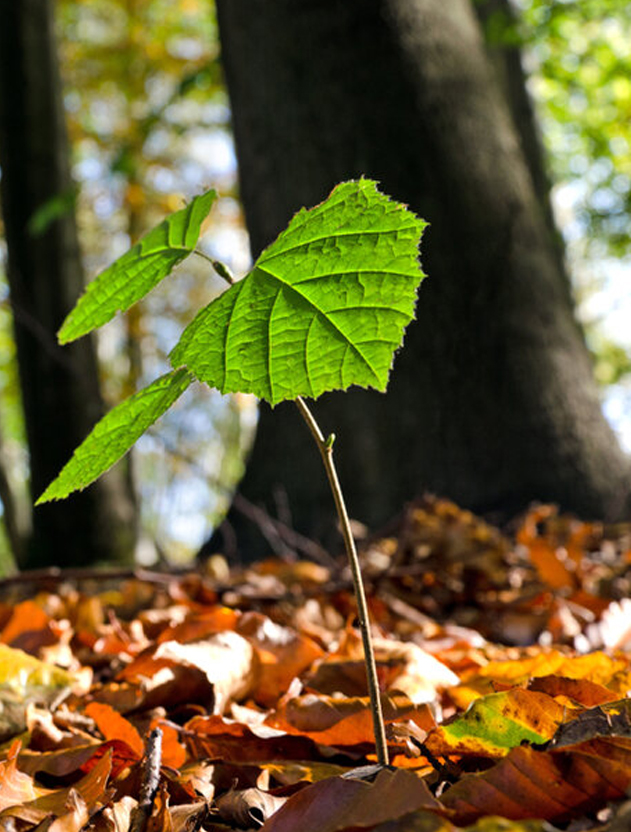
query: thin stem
192 248 217 267
294 396 389 766
193 250 236 286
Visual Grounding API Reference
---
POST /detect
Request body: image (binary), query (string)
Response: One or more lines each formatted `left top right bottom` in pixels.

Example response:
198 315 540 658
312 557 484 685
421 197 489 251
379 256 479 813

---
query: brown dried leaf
0 741 40 810
269 691 434 748
259 768 443 832
216 787 287 829
441 736 631 825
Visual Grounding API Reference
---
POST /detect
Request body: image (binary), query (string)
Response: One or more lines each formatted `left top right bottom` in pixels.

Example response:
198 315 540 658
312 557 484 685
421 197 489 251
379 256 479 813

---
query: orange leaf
269 692 435 748
184 714 319 763
237 612 324 707
528 675 619 707
152 720 187 770
0 600 51 648
85 702 144 758
154 605 240 644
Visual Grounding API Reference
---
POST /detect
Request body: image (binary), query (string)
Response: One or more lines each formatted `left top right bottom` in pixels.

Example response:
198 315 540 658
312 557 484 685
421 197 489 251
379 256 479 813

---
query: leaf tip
35 486 60 506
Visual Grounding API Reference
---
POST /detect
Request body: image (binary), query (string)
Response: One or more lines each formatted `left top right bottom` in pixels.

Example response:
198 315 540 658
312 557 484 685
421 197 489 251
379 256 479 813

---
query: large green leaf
58 189 217 343
36 368 193 503
170 180 426 405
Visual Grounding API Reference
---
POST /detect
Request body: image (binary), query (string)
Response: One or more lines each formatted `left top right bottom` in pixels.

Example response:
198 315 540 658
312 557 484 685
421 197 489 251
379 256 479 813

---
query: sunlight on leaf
58 189 217 343
36 368 193 503
0 742 40 811
0 644 77 696
84 702 144 758
170 179 426 404
426 690 568 758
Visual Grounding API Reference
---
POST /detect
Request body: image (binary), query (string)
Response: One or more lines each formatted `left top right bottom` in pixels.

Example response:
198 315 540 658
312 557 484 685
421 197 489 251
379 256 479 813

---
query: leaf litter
1 496 631 831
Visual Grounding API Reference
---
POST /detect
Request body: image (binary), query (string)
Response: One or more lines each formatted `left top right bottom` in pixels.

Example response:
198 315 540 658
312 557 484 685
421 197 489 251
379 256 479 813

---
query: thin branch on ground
129 727 163 832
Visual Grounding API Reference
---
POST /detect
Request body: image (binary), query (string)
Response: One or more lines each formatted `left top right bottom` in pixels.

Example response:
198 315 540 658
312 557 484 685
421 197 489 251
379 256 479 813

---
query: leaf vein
257 267 381 385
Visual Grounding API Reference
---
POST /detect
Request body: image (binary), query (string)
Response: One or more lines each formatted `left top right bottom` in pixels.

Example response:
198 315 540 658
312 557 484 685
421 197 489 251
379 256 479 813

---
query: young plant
38 179 427 765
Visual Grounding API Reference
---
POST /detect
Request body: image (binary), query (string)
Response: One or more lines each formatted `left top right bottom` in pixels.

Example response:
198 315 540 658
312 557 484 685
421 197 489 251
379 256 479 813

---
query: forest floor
1 495 631 831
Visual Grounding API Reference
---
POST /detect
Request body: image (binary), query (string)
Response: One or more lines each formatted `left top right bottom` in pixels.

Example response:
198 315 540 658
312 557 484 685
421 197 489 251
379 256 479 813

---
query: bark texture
0 0 137 567
214 0 630 557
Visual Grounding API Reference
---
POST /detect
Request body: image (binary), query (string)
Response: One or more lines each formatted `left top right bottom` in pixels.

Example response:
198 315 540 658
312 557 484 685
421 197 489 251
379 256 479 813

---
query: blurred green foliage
521 0 631 259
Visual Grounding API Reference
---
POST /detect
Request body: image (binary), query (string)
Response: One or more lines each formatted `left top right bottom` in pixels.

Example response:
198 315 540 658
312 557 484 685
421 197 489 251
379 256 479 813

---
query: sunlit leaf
269 692 434 748
236 611 324 708
36 368 193 503
0 644 77 697
451 650 630 708
426 690 568 758
84 703 144 758
170 179 426 405
1 749 113 824
0 742 40 811
58 189 217 343
528 675 618 707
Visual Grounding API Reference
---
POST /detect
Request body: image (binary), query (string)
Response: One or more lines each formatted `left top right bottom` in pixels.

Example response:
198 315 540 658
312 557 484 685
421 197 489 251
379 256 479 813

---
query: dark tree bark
214 0 630 558
0 0 137 567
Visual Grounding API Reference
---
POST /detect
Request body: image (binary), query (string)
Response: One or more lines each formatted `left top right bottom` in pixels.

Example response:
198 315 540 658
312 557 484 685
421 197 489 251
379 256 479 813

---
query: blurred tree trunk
213 0 630 559
473 0 562 263
0 0 137 568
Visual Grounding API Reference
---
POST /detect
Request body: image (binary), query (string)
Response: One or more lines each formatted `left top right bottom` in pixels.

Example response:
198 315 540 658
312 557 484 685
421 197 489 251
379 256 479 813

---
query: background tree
0 0 137 567
213 0 630 556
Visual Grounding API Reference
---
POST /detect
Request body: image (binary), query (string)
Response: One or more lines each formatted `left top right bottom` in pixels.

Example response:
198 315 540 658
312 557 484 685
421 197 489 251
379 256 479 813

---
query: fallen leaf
441 736 631 825
184 714 321 763
48 789 89 832
0 741 40 810
528 675 618 707
426 690 569 758
269 691 435 748
237 612 325 707
85 701 144 757
119 632 255 713
0 747 112 824
259 767 443 832
216 786 287 828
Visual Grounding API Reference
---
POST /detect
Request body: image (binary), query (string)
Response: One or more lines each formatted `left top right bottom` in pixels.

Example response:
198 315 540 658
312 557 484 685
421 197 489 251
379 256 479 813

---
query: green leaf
36 368 193 503
58 189 217 343
170 179 426 405
425 690 566 758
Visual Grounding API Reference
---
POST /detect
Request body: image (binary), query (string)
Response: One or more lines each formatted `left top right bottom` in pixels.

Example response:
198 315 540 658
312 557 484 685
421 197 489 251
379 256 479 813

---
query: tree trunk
214 0 630 558
0 0 137 567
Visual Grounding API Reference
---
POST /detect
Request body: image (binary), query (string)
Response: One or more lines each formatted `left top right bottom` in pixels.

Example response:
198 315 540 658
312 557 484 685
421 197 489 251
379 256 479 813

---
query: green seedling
38 178 427 765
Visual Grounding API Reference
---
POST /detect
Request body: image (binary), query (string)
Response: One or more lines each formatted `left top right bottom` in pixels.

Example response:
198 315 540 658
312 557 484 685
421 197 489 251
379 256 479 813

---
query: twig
294 396 388 766
129 728 163 832
232 492 336 567
0 565 187 590
149 429 336 566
